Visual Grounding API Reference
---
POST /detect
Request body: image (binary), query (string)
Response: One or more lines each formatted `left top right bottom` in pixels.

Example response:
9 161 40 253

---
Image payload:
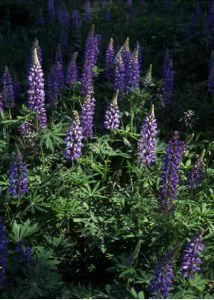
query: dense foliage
0 0 214 298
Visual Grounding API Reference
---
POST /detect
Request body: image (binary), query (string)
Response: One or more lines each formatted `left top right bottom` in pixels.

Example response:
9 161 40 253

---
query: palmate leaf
11 219 39 241
39 123 65 151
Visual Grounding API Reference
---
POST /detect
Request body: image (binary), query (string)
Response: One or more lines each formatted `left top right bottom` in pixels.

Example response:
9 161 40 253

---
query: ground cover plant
0 0 214 298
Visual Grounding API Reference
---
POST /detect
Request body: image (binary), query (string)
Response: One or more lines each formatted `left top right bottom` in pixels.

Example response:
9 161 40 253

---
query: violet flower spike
8 153 28 197
122 38 131 88
47 65 59 106
0 217 7 289
159 132 185 212
27 48 47 128
84 0 91 20
162 55 174 107
148 253 174 299
16 240 32 265
71 10 81 29
20 121 36 148
0 93 4 112
138 105 157 166
104 90 120 130
114 48 125 93
81 94 96 138
181 233 204 278
105 37 115 80
64 111 83 161
55 44 63 65
128 45 140 88
66 52 78 84
48 0 55 21
187 150 205 189
2 66 15 108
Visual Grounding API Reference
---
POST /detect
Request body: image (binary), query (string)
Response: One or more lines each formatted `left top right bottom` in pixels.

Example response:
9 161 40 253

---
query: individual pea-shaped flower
187 150 205 189
138 105 157 166
66 52 78 84
104 90 120 130
0 216 7 289
181 233 204 278
159 132 185 212
148 253 174 299
16 240 32 265
8 153 28 197
64 111 83 160
2 66 15 108
27 48 47 128
81 94 96 139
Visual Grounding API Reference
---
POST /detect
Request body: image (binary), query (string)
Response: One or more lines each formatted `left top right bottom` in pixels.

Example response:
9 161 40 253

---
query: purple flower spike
16 240 32 265
81 94 96 139
162 51 174 107
136 41 142 70
55 44 63 65
128 45 140 88
181 233 204 279
48 0 55 21
138 105 157 166
0 93 4 112
28 48 47 128
71 10 81 29
205 1 214 48
8 153 28 198
105 37 115 80
2 66 15 108
47 65 59 106
57 4 69 27
114 48 125 93
0 217 7 289
208 54 214 93
84 0 91 20
122 38 131 87
159 132 185 212
148 253 174 299
104 90 120 130
55 62 64 90
81 65 94 97
66 52 78 84
64 111 83 161
60 29 68 48
187 150 205 189
20 121 36 148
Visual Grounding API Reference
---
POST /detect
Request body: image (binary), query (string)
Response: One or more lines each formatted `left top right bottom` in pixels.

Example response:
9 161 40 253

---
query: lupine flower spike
208 55 214 93
187 150 205 189
19 121 36 148
47 65 59 106
72 10 81 29
28 48 47 128
0 93 4 112
8 153 28 197
159 132 185 212
181 233 204 278
84 0 91 20
162 51 175 107
64 111 83 160
128 45 140 88
105 37 115 80
122 37 131 87
148 253 174 299
66 52 78 84
0 217 7 289
104 89 120 130
16 240 32 265
48 0 55 21
114 48 125 93
143 64 153 87
81 94 96 138
3 66 15 108
138 105 157 166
